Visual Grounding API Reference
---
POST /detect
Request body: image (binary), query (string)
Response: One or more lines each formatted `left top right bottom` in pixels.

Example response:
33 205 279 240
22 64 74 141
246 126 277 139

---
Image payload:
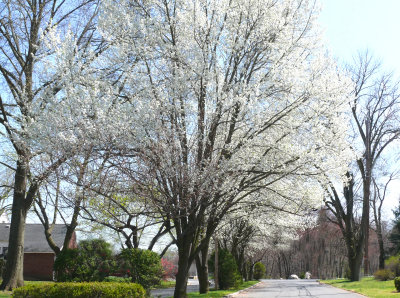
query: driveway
233 279 365 297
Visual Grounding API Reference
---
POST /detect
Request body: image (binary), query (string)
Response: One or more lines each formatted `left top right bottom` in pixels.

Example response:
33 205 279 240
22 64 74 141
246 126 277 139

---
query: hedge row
12 282 145 298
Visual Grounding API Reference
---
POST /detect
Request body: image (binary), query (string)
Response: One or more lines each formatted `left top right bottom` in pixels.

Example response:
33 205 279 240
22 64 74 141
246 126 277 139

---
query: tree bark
174 246 190 298
377 229 385 270
1 160 31 290
348 250 363 281
195 241 210 294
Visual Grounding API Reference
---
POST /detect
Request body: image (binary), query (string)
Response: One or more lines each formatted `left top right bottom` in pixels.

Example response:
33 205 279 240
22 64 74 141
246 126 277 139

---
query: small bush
104 276 132 283
374 269 395 281
118 248 162 290
161 258 177 280
395 277 400 292
299 272 305 279
209 249 242 290
12 282 145 298
54 239 116 282
386 255 400 276
253 262 266 280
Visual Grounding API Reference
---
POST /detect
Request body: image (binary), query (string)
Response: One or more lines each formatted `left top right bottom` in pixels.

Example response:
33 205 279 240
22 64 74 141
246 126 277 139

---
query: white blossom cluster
25 0 354 237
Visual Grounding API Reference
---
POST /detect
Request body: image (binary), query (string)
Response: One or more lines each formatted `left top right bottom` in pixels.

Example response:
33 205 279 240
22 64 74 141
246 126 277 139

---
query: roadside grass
321 277 399 297
186 280 259 298
153 280 176 289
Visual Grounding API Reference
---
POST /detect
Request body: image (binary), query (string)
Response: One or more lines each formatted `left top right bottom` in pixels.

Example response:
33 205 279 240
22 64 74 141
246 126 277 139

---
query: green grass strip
186 280 259 298
321 277 399 298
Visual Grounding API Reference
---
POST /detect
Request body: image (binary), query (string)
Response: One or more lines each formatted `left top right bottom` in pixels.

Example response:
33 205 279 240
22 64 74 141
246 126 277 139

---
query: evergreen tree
389 199 400 255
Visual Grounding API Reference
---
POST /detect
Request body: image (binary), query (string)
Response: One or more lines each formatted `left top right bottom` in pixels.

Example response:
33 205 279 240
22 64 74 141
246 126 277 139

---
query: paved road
233 279 366 298
151 280 201 298
151 284 198 298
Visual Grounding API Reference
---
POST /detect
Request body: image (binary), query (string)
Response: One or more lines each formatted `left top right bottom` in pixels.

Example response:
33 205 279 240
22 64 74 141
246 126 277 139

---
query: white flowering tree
95 0 352 296
0 0 102 290
10 0 353 296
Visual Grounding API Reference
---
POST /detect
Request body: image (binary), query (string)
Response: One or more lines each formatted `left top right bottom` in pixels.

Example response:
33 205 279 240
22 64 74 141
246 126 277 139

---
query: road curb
223 281 262 298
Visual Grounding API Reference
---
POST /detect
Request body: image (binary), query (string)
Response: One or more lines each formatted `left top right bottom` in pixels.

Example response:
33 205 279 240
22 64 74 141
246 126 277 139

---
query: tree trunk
195 242 209 294
174 239 192 298
248 263 254 281
377 228 385 270
348 254 362 281
174 255 190 298
1 161 30 290
362 177 370 276
214 239 219 290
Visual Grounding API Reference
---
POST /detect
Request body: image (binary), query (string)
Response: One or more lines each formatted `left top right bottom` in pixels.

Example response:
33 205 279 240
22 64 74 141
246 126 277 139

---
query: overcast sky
319 0 400 219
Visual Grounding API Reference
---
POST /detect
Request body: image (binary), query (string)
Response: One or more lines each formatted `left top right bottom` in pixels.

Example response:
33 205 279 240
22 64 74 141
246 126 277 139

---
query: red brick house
0 223 77 280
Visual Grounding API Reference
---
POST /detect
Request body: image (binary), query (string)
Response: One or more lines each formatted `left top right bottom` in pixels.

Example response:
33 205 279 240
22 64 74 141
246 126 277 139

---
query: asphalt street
233 279 365 298
151 280 199 298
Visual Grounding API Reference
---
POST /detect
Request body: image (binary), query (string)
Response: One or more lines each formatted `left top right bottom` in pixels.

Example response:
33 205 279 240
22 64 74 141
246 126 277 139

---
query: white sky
319 0 400 221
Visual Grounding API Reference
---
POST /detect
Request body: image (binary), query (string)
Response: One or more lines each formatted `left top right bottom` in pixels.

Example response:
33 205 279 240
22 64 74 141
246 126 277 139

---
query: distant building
0 223 77 280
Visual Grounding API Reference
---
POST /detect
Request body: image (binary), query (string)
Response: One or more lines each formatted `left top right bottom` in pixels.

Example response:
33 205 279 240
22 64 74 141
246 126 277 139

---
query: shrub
104 276 132 283
12 282 145 298
374 269 395 281
299 272 305 279
118 248 162 290
209 249 242 290
395 277 400 292
54 239 115 282
386 255 400 276
54 249 81 282
253 262 266 280
161 258 177 280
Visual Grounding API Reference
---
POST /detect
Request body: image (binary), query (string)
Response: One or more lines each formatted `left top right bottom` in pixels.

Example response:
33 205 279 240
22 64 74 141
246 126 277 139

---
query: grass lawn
321 277 400 298
152 280 176 289
185 280 259 298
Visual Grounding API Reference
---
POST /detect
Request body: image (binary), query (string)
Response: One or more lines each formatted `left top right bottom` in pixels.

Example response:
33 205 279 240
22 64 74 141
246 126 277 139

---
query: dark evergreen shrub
209 249 242 289
54 239 115 282
253 262 266 280
395 277 400 292
118 248 162 290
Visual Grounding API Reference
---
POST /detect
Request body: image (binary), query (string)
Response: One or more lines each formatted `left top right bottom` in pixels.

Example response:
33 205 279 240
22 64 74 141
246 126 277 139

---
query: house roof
0 223 67 253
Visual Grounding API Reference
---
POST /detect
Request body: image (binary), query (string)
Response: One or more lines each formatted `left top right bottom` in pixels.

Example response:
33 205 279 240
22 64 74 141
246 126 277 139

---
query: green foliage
395 277 400 292
104 276 132 283
54 239 115 282
253 262 266 280
118 248 162 290
209 249 242 290
374 269 395 281
390 202 400 255
385 255 400 276
299 272 305 279
12 282 145 298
